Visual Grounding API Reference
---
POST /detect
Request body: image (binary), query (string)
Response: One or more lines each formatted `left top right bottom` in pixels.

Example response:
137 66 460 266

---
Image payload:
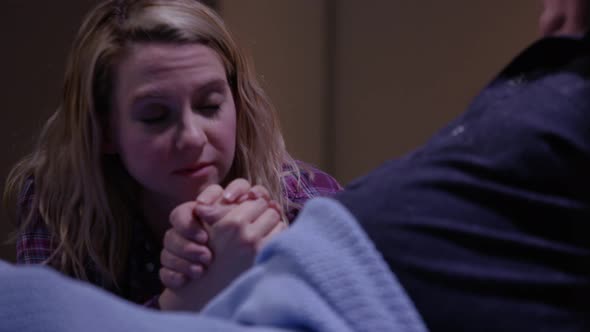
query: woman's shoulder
281 160 343 212
280 160 342 222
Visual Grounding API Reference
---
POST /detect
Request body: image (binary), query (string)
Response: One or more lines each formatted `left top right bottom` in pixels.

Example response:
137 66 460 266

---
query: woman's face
109 42 237 209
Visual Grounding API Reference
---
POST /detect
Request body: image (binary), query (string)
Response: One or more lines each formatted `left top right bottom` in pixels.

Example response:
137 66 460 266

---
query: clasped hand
158 179 286 311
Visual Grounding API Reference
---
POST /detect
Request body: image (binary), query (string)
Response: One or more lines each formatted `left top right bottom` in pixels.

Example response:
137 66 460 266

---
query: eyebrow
194 78 227 98
131 78 228 105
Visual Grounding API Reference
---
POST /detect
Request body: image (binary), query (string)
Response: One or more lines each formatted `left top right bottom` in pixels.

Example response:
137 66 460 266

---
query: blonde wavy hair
3 0 300 286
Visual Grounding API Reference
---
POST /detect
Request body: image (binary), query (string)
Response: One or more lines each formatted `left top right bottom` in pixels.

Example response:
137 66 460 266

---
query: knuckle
159 268 168 282
269 200 283 214
196 205 216 220
211 205 232 220
168 208 180 223
163 229 175 246
267 208 280 221
191 264 204 276
160 268 178 287
160 250 168 263
198 249 211 261
161 251 177 269
176 217 192 230
225 217 244 231
206 183 224 193
169 203 194 228
252 185 270 198
239 230 258 248
163 229 171 242
169 204 188 224
233 178 250 187
182 242 195 254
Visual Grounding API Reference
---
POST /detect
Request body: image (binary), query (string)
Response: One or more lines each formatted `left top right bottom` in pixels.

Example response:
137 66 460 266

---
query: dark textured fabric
337 35 590 332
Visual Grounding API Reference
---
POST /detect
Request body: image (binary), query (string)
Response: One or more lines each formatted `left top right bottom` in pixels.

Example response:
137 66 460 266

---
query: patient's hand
539 0 589 36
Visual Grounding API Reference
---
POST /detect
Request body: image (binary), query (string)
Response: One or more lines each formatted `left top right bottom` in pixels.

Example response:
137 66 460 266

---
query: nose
175 111 207 152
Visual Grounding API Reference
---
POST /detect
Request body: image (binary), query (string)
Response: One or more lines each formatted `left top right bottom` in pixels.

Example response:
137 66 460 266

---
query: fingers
539 3 567 36
159 267 188 289
216 198 268 229
196 184 224 205
212 199 285 254
198 179 255 205
257 219 288 251
195 203 233 226
160 249 206 281
160 227 212 288
539 0 589 36
244 208 282 244
209 198 269 255
163 228 213 265
195 180 255 225
221 179 272 203
222 178 252 203
267 200 283 215
168 202 209 244
195 180 278 224
237 184 271 203
249 185 270 200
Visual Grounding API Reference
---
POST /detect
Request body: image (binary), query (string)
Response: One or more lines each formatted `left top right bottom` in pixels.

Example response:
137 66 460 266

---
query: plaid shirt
16 162 342 306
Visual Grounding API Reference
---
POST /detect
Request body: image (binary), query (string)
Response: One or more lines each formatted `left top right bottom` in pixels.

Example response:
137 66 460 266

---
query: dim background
0 1 540 261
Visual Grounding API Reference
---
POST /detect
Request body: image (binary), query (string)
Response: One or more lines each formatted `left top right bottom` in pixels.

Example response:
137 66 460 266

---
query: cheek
220 111 237 157
117 130 171 172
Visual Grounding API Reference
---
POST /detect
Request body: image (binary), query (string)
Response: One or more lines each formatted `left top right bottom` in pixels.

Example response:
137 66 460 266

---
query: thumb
194 202 232 226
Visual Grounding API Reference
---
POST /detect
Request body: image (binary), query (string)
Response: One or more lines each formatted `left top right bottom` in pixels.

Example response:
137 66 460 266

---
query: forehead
115 42 228 93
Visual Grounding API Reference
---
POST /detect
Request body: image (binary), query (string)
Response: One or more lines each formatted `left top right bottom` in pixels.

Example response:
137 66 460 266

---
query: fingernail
223 191 234 202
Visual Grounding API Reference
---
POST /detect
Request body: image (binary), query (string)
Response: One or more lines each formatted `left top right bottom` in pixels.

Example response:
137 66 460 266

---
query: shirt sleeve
143 295 161 310
15 179 54 265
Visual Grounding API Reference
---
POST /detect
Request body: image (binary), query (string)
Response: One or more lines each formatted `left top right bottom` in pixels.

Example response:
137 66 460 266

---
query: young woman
4 0 341 306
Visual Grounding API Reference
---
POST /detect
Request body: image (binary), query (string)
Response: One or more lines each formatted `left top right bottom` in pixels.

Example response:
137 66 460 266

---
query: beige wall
0 1 541 261
221 0 329 168
221 0 540 182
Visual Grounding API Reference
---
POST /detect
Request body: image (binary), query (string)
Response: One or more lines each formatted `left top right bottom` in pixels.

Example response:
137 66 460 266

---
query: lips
172 162 214 176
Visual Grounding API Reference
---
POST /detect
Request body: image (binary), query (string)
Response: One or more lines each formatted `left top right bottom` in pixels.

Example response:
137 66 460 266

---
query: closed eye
138 104 170 124
196 104 221 117
140 113 168 124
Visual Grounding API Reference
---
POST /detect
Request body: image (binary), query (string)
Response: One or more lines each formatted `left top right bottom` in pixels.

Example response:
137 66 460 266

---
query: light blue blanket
0 198 427 332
